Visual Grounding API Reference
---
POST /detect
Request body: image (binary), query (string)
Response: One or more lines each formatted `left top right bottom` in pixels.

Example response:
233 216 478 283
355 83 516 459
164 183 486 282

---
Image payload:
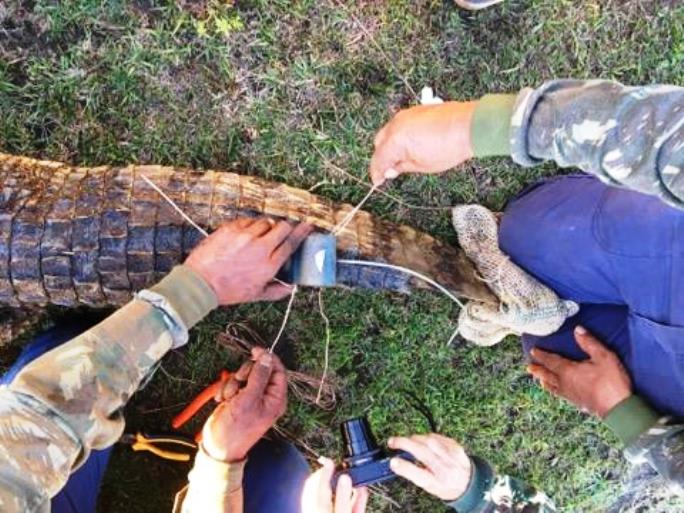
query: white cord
269 285 298 353
338 259 465 309
331 184 379 236
140 175 209 238
446 325 461 347
140 175 463 348
315 289 331 405
142 173 298 353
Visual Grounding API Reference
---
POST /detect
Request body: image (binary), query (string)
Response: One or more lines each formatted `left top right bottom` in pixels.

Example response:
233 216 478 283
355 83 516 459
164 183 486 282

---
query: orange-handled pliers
172 370 232 440
120 432 197 462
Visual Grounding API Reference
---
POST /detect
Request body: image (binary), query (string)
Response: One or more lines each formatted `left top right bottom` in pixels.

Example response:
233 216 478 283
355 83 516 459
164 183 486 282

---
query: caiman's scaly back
0 153 494 307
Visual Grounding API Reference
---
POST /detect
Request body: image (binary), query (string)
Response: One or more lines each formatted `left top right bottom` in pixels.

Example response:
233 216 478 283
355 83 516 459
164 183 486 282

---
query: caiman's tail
0 153 494 307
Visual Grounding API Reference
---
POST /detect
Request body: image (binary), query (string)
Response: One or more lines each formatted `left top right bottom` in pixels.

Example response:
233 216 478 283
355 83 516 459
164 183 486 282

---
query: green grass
1 0 683 511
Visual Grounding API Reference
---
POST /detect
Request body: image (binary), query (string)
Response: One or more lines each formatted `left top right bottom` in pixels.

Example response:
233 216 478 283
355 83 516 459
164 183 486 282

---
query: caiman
0 153 494 308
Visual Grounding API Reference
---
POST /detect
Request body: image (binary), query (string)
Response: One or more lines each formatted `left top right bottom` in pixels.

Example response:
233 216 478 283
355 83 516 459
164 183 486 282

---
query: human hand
301 457 369 513
185 217 313 305
528 326 633 418
369 101 478 186
201 347 288 462
387 433 472 501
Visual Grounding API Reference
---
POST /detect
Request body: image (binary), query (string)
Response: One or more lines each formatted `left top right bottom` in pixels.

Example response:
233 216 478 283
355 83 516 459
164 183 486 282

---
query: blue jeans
2 321 310 513
500 175 684 418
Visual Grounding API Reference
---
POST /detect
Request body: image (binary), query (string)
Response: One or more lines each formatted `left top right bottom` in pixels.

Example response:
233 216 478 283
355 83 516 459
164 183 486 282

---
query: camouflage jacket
472 80 684 210
0 266 226 512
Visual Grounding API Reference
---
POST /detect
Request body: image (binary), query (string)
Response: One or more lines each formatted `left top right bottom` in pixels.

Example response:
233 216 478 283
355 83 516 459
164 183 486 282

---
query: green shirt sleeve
446 456 494 512
471 81 684 210
470 94 517 158
604 395 661 446
604 395 684 494
509 80 684 209
149 265 218 329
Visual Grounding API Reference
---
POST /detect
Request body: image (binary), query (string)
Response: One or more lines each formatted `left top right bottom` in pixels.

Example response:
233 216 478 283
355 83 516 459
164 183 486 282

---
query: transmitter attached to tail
277 233 337 287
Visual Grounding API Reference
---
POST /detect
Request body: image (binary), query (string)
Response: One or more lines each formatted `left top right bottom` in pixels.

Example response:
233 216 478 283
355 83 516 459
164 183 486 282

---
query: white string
312 145 450 212
339 259 466 347
331 184 379 236
315 289 331 405
141 173 298 353
269 285 298 353
140 175 209 237
446 325 461 347
138 175 465 352
337 259 466 309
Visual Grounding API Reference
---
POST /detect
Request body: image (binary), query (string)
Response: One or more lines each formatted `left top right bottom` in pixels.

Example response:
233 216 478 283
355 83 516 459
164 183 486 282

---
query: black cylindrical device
333 415 414 488
340 417 382 466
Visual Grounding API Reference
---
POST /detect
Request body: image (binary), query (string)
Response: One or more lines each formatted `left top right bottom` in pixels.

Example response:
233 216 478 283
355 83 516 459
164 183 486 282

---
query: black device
332 416 415 488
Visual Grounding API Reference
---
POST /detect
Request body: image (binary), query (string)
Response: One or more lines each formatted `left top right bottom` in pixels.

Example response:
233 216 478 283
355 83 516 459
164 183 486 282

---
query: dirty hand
202 347 288 462
301 457 369 513
369 101 478 186
528 326 633 418
388 434 472 501
185 217 313 305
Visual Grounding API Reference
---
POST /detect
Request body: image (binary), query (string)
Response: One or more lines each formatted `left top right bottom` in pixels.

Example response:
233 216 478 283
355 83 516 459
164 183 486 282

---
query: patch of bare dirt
0 2 51 65
609 463 683 513
0 307 36 348
175 0 225 17
0 307 43 373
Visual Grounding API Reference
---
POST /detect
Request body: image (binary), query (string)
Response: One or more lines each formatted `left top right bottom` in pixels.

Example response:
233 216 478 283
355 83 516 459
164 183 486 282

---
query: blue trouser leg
521 304 630 363
1 319 113 513
243 438 311 513
4 319 310 513
500 174 684 417
49 450 112 513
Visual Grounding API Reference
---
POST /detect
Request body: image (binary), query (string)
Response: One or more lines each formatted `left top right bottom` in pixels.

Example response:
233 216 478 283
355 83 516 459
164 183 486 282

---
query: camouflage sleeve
511 80 684 208
624 420 684 495
604 395 684 494
447 457 556 513
0 266 217 512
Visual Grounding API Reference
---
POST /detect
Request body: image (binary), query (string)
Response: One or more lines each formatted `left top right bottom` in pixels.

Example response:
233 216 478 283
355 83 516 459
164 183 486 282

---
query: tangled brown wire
216 322 339 411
